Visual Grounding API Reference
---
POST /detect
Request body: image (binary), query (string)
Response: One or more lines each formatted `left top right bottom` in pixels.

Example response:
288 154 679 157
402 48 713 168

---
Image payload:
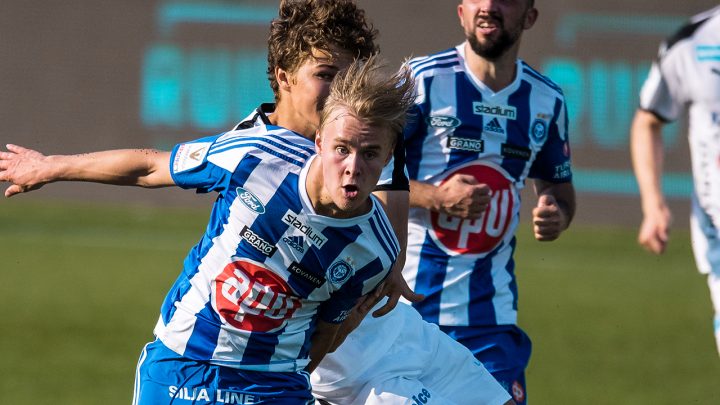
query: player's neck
464 42 519 93
270 102 317 140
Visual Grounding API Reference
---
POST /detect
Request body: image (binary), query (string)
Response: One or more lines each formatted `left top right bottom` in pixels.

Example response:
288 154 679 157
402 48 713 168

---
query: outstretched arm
0 144 174 197
630 109 671 254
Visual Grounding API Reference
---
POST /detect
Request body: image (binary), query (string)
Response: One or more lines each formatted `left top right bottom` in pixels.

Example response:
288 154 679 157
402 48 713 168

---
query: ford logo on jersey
236 187 265 214
427 115 461 129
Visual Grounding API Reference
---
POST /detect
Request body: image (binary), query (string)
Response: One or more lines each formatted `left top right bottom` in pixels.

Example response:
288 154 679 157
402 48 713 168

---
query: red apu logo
429 163 517 255
214 259 301 332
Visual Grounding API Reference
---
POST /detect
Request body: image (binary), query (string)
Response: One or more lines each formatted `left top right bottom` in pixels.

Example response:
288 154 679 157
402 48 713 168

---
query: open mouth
342 185 359 199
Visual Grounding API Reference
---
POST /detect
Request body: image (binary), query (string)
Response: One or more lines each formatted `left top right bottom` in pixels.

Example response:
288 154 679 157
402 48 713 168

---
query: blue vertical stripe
412 232 450 324
448 73 484 169
502 80 532 180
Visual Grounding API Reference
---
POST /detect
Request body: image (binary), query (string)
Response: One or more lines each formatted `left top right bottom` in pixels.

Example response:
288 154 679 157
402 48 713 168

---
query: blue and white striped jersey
155 124 398 372
395 43 572 327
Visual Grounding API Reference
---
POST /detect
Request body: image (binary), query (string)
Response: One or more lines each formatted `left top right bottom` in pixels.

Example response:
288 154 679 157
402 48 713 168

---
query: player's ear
276 67 292 92
314 130 322 154
523 6 538 30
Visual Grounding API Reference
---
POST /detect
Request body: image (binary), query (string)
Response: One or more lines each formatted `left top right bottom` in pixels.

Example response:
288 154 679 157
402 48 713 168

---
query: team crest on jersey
328 260 353 285
429 162 518 255
447 136 484 152
483 118 505 134
236 187 265 214
214 258 301 332
530 119 548 143
473 102 517 120
427 115 461 129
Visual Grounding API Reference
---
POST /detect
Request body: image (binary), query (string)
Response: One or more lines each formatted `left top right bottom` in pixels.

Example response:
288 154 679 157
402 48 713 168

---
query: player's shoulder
407 46 462 79
518 60 565 99
660 6 720 59
208 126 315 170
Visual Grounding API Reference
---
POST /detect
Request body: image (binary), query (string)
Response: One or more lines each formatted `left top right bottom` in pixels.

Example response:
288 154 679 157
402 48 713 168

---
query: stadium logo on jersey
282 212 327 248
172 142 211 173
287 261 324 288
530 119 548 143
429 163 518 255
483 118 505 134
240 226 277 257
501 143 531 161
447 136 484 152
427 115 461 129
282 235 305 253
214 258 301 332
473 102 517 120
328 260 353 285
236 187 265 214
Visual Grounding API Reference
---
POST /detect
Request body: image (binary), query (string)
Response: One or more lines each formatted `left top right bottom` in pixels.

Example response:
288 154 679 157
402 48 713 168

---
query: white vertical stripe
490 244 517 325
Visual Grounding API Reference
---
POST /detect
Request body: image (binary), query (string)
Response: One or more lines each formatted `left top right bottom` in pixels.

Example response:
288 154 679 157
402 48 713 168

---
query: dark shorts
440 325 532 405
133 339 315 405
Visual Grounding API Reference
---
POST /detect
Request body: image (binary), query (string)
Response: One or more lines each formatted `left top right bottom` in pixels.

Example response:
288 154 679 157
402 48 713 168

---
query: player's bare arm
630 109 672 254
409 175 491 219
306 319 342 373
0 144 174 197
532 180 575 242
365 189 424 316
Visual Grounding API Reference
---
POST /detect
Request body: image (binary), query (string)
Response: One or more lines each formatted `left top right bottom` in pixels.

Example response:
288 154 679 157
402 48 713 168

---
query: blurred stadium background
1 0 719 403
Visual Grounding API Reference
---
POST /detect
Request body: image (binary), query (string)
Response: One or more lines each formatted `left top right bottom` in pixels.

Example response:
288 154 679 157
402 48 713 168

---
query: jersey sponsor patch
236 187 265 214
173 142 211 173
448 136 484 152
240 226 277 257
473 102 517 120
427 115 461 129
282 211 327 248
429 163 518 255
213 258 301 332
501 143 531 160
287 261 324 288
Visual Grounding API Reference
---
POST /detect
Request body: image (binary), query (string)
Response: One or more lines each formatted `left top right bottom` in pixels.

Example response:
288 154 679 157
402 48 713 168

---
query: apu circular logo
214 258 301 332
328 260 353 284
429 163 517 255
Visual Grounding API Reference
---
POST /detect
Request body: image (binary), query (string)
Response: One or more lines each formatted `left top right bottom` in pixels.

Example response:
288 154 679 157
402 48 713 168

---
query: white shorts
690 195 720 275
311 302 510 405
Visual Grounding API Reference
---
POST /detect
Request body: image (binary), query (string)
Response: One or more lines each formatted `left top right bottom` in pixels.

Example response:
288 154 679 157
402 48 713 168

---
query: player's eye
335 146 349 155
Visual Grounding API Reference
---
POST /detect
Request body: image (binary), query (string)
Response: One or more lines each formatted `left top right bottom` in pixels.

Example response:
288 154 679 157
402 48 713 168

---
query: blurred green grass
1 199 718 404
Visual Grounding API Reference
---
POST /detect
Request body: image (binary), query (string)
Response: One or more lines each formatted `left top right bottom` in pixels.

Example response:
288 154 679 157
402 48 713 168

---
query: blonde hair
319 55 415 143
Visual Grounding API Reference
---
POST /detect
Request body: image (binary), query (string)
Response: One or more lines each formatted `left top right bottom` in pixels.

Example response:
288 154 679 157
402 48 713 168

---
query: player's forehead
321 111 392 148
301 45 355 71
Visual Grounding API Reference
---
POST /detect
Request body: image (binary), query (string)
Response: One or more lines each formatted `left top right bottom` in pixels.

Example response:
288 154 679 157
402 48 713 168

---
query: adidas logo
484 118 504 134
283 235 305 253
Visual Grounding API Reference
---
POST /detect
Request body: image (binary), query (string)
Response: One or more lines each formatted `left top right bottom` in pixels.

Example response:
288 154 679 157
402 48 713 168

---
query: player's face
313 109 394 218
458 0 537 60
281 46 355 137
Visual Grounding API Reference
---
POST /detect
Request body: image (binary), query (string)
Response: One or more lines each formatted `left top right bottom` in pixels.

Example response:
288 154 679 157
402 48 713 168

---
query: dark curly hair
267 0 379 101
